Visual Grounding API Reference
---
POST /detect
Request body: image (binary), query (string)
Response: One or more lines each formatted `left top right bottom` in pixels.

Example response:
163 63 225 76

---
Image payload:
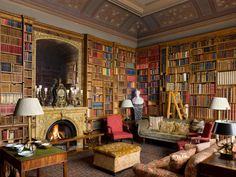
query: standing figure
132 89 144 122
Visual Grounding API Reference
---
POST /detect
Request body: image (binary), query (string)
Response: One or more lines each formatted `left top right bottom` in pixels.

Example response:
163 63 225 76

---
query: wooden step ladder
167 91 187 120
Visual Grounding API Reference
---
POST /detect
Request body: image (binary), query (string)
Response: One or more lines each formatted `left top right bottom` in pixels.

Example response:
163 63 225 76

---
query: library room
0 0 236 177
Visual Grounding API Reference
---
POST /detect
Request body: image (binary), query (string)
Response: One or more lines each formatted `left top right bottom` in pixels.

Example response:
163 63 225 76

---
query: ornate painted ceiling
10 0 236 40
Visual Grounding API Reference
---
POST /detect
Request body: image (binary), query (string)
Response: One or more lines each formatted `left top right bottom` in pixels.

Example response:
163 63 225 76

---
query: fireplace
46 120 76 141
33 107 87 150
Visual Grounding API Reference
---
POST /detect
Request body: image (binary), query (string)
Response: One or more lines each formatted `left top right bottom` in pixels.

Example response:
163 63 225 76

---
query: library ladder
166 91 187 120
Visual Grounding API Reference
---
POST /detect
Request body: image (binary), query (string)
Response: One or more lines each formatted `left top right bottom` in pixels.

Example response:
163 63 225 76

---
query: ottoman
93 142 141 173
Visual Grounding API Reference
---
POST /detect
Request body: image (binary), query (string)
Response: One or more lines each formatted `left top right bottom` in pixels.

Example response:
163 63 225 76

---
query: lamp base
220 152 233 160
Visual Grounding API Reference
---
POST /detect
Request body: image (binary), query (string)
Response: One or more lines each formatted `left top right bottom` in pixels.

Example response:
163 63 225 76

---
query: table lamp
14 98 44 142
210 97 230 120
121 99 133 120
212 120 236 159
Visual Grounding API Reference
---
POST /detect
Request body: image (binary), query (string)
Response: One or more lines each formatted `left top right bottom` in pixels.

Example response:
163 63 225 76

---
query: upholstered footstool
93 142 141 173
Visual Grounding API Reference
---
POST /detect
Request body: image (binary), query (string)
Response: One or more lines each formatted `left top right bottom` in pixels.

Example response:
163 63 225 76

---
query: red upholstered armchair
177 121 214 150
106 114 133 143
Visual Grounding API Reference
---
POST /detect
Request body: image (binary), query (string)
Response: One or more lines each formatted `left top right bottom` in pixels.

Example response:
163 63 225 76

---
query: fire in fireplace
46 120 76 141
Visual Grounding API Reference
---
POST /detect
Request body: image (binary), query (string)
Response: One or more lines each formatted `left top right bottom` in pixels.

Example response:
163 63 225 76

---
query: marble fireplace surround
33 107 87 149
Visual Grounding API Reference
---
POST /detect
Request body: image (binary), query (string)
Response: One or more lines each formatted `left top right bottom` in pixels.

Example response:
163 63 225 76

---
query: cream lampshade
121 99 133 120
14 98 44 142
210 97 230 121
210 97 230 110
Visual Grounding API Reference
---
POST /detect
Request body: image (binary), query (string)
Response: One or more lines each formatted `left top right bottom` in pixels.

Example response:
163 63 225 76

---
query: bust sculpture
132 89 144 122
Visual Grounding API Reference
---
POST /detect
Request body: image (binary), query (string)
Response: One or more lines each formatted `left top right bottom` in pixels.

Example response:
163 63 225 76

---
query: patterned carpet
28 141 176 177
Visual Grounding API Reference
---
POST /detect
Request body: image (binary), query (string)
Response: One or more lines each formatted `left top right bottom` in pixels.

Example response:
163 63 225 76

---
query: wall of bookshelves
113 44 136 115
0 12 33 145
216 30 236 120
166 42 190 109
85 34 114 120
160 27 236 120
137 45 161 116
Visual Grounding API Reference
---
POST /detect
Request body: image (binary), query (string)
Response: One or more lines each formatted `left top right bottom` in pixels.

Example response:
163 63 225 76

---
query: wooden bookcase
113 43 136 115
189 36 217 119
137 45 161 116
85 34 114 120
216 30 236 120
0 11 33 145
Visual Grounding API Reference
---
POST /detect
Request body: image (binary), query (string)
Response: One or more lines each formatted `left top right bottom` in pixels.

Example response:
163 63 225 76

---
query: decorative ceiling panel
93 1 130 28
213 0 236 12
9 0 236 39
154 1 198 27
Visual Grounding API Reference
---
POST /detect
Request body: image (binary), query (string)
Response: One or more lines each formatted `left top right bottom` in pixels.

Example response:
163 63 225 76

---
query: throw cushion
159 121 175 133
168 148 196 173
190 119 205 133
149 116 163 131
173 122 189 135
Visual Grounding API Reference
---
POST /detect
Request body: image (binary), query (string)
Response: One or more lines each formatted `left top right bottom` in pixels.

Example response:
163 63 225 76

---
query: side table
198 153 236 177
0 146 68 177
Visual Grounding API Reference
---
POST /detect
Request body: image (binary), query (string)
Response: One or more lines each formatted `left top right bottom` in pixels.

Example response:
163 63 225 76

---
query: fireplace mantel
33 107 87 148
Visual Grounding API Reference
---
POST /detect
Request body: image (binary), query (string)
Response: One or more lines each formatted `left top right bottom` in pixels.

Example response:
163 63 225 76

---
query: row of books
137 57 148 64
168 58 189 67
191 39 215 48
24 88 32 96
0 93 22 104
102 68 112 76
137 69 148 75
24 33 32 42
190 71 215 83
168 66 190 74
221 103 236 121
114 60 125 68
189 83 215 95
92 80 103 87
136 63 148 69
149 62 159 68
149 81 160 87
217 71 236 85
24 52 32 61
87 109 104 117
166 82 188 91
149 87 159 94
12 64 22 73
1 35 22 46
1 43 22 54
189 107 213 120
1 128 25 141
216 87 236 103
150 68 160 75
189 95 214 107
150 75 161 82
1 62 12 72
23 43 32 51
24 24 33 33
1 18 22 29
218 34 236 42
24 61 32 70
191 52 216 62
138 75 148 82
104 81 113 87
191 46 216 55
1 53 22 64
92 102 103 109
137 82 148 88
168 51 189 60
217 49 236 59
218 41 236 50
148 95 159 101
166 73 189 82
192 61 216 72
105 103 113 110
89 42 113 53
126 68 136 75
126 63 135 69
1 73 22 83
88 57 105 67
217 60 236 71
148 48 159 57
168 44 189 53
1 26 22 37
0 83 22 93
0 104 15 116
